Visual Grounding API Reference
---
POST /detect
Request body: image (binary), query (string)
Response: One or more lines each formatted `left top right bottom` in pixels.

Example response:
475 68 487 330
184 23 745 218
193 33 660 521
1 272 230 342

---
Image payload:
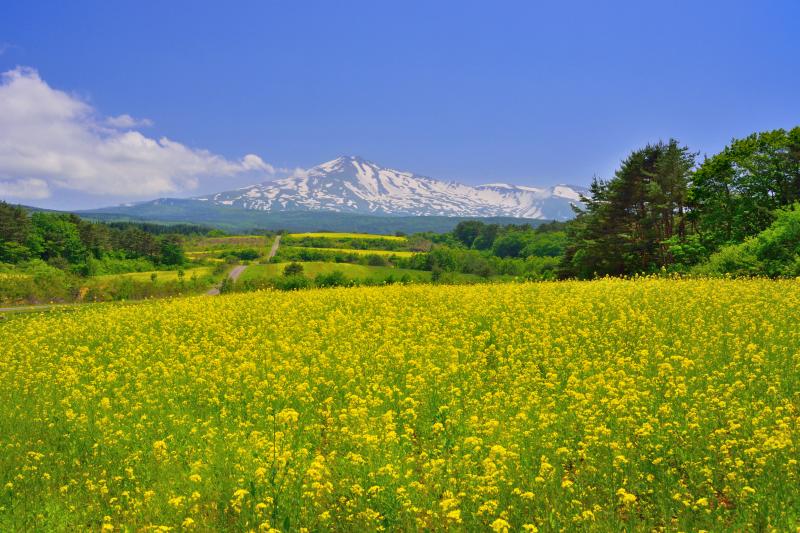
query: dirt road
205 266 245 296
267 234 282 260
206 234 281 296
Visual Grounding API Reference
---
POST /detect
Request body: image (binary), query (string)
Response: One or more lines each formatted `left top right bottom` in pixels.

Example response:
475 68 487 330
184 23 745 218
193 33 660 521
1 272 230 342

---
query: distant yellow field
185 251 225 261
185 235 268 251
291 246 416 257
287 232 406 241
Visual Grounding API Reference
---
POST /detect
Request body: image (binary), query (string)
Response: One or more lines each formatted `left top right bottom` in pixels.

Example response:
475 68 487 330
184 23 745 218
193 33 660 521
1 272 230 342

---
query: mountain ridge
194 155 586 220
79 199 555 234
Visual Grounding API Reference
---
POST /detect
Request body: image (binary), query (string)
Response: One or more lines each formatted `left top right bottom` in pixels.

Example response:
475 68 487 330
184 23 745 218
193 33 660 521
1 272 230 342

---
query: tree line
0 206 211 275
561 126 800 278
393 220 569 279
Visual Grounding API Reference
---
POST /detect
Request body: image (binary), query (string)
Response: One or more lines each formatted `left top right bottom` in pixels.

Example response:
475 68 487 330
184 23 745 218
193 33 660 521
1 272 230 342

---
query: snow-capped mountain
196 156 587 220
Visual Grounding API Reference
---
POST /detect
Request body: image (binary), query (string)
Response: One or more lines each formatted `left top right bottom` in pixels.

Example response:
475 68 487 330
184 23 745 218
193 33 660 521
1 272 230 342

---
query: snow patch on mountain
196 156 587 220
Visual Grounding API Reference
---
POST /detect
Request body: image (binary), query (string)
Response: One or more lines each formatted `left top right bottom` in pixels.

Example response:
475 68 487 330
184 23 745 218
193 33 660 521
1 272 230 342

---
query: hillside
197 156 587 219
80 156 586 231
80 199 554 234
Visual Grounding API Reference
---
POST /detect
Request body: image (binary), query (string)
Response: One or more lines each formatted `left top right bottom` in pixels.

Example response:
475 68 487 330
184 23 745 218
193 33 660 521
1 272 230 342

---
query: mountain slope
197 156 586 220
80 199 551 234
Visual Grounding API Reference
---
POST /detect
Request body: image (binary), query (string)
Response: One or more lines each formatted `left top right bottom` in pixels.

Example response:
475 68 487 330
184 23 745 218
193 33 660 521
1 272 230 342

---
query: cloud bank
0 67 275 201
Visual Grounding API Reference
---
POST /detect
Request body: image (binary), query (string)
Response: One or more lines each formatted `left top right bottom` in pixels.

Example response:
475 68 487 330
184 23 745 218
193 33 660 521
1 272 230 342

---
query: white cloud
0 67 275 200
242 154 275 173
0 178 50 199
105 113 154 129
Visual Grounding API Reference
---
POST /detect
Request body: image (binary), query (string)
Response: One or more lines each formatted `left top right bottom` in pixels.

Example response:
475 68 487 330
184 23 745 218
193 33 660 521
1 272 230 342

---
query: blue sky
1 0 798 209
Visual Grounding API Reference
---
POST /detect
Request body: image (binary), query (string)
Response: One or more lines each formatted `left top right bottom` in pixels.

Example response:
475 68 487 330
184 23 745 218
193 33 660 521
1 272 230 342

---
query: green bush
219 277 234 294
315 270 350 288
222 248 260 261
271 275 312 291
283 262 305 276
664 235 708 270
0 261 71 304
365 254 389 267
523 256 560 280
694 204 800 277
89 255 156 275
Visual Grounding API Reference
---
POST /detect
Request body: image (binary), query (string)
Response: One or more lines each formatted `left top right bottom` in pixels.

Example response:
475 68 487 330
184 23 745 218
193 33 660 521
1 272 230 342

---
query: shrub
222 248 260 261
271 275 311 291
366 254 389 267
523 256 560 280
694 204 800 277
694 242 759 277
219 276 234 294
315 270 350 288
284 262 305 276
90 255 156 275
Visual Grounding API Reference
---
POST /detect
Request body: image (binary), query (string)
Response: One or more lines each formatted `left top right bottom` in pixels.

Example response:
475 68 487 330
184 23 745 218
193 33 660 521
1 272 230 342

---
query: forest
0 207 209 274
561 126 800 278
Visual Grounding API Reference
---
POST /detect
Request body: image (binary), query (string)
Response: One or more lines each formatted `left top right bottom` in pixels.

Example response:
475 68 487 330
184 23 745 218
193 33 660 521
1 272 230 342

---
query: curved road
206 234 281 296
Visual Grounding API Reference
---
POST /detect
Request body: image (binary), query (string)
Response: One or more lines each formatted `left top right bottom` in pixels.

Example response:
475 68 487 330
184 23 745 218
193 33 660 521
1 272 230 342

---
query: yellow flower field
286 246 417 257
1 279 798 530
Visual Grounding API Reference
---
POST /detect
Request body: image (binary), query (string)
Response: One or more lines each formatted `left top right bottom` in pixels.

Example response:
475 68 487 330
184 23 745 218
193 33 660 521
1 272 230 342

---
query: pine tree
561 140 695 278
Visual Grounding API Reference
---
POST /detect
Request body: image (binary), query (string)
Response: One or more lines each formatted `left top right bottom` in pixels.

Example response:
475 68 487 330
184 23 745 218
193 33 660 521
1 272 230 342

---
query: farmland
239 262 430 283
239 230 434 289
95 266 214 282
280 246 416 258
0 217 280 305
1 278 798 530
286 232 407 241
0 202 568 306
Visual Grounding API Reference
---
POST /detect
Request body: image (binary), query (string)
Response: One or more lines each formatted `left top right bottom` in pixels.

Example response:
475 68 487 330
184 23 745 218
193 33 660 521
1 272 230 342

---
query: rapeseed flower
0 278 798 530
